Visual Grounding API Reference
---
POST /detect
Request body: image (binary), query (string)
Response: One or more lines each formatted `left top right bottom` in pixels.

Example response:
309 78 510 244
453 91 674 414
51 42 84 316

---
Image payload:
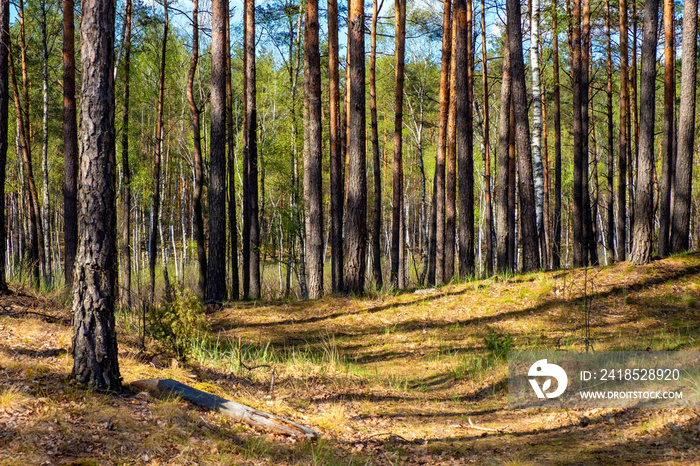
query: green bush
484 327 513 361
148 290 208 358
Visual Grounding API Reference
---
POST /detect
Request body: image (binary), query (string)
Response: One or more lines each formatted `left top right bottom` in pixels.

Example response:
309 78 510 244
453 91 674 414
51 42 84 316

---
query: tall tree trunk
328 0 343 292
243 0 260 299
63 0 79 291
629 1 638 253
508 96 516 270
481 0 492 277
0 0 8 291
226 8 239 300
187 0 207 298
630 0 658 264
370 0 383 288
507 0 539 271
344 0 367 294
71 0 121 392
444 5 458 282
617 0 630 261
582 0 597 265
671 0 698 253
530 0 545 262
572 0 584 267
605 0 615 263
150 0 168 305
429 0 452 285
658 0 675 257
121 0 132 309
40 0 52 283
304 0 323 298
391 0 406 288
8 46 40 286
496 29 512 273
552 0 562 269
207 0 229 302
456 0 474 278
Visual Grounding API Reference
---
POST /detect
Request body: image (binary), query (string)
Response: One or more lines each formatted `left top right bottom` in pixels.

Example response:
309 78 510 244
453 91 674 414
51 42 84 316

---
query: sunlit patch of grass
0 385 29 409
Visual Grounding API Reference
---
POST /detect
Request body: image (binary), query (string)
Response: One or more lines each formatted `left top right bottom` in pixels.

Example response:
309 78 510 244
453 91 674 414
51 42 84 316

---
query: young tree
671 0 698 253
328 0 343 292
187 0 207 298
658 0 675 257
344 0 367 293
71 0 121 391
0 0 8 292
40 0 51 282
630 0 658 264
207 0 228 302
120 0 133 309
304 0 323 298
391 0 406 288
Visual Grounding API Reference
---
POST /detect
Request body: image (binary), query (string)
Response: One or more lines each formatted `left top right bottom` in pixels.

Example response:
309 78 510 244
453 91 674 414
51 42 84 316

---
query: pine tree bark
572 0 584 267
428 0 451 285
120 0 132 309
328 0 343 292
391 0 406 288
481 0 492 277
617 0 629 262
304 0 323 298
658 0 675 257
670 0 698 253
370 0 383 288
63 0 79 292
444 7 458 282
0 0 8 291
496 29 512 273
187 0 207 298
71 0 121 392
243 0 260 299
605 0 615 263
344 0 367 294
507 0 539 271
552 0 562 269
207 0 228 302
455 0 474 278
582 0 597 265
629 0 658 265
226 9 239 300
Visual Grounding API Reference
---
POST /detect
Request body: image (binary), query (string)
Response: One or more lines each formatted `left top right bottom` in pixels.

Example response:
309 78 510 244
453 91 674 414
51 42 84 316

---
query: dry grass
0 254 700 464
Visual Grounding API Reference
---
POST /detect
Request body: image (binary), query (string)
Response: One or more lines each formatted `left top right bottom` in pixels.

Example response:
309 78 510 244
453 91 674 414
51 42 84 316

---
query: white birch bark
531 0 545 241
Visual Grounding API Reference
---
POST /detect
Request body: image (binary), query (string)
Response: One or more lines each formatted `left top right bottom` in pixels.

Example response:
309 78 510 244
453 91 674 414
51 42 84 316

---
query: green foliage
148 289 208 358
483 327 513 362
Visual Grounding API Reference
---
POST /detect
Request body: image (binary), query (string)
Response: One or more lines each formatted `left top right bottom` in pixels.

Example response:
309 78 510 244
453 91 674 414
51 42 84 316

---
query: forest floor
1 253 700 465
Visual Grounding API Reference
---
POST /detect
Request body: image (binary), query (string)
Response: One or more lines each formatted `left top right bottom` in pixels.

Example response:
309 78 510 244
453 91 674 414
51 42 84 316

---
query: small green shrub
484 327 513 361
148 290 208 358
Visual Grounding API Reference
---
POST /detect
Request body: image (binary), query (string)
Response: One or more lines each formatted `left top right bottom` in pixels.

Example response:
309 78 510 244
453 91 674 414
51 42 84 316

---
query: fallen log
131 378 319 438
